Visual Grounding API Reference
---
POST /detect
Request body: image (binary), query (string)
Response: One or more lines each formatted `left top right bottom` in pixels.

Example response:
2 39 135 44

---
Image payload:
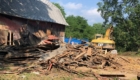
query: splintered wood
51 44 121 70
2 42 140 80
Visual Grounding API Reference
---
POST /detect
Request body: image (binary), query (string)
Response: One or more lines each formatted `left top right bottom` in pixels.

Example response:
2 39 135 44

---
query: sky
50 0 104 25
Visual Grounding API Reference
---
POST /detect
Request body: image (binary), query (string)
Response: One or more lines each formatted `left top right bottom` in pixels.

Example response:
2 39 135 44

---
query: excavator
91 26 116 54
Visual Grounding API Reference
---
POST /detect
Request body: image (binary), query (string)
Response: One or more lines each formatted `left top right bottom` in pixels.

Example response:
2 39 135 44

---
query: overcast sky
50 0 104 25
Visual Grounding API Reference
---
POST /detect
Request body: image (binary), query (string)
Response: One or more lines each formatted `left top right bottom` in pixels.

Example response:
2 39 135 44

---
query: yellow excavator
91 26 116 53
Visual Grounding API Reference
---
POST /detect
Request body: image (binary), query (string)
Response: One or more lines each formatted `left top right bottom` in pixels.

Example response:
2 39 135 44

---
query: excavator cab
91 26 116 53
95 34 103 39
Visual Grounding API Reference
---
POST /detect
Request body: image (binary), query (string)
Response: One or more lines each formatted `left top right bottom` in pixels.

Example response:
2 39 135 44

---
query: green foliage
65 15 106 41
98 0 140 52
65 15 91 39
92 23 108 35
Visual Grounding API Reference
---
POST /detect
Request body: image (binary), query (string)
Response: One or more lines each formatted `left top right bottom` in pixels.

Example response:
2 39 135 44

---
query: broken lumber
74 51 86 60
100 73 125 77
86 47 92 56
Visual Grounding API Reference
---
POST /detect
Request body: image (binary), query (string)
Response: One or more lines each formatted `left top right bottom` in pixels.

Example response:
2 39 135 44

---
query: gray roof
0 0 69 26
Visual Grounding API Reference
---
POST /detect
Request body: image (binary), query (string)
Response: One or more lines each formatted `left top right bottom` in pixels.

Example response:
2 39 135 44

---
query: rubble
50 44 121 69
0 42 123 79
1 41 140 79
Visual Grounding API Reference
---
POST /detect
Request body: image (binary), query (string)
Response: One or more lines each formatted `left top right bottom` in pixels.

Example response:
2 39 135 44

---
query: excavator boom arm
104 26 113 39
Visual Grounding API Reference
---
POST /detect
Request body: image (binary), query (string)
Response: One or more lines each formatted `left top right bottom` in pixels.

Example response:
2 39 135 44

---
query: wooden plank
120 57 130 63
46 29 51 36
0 71 14 74
100 74 125 77
58 52 69 58
74 51 86 60
86 47 92 56
101 60 107 68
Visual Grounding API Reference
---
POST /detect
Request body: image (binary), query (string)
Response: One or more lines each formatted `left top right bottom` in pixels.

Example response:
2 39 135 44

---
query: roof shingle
0 0 69 26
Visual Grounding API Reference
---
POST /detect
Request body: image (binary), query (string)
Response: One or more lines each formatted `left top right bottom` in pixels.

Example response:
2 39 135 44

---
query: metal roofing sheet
0 0 69 26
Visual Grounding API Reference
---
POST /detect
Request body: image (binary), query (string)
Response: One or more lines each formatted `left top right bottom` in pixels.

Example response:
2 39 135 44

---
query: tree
53 3 66 18
97 0 140 51
92 23 107 34
65 15 94 40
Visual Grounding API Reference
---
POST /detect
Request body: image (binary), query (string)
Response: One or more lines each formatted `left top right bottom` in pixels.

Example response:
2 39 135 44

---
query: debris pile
49 44 121 70
0 44 118 68
0 43 133 79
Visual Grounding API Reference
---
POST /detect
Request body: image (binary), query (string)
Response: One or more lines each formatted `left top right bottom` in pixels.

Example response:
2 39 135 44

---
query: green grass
0 73 72 80
118 51 140 57
0 69 97 80
0 67 10 71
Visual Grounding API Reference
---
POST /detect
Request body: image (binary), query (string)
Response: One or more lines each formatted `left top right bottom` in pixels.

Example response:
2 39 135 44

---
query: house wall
0 15 66 43
0 15 21 45
26 20 65 42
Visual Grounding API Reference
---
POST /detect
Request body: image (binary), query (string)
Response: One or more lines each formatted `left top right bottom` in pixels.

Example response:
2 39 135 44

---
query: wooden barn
0 0 68 46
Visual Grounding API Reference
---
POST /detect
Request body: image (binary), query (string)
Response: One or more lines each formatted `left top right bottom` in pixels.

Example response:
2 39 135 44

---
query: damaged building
0 0 68 46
